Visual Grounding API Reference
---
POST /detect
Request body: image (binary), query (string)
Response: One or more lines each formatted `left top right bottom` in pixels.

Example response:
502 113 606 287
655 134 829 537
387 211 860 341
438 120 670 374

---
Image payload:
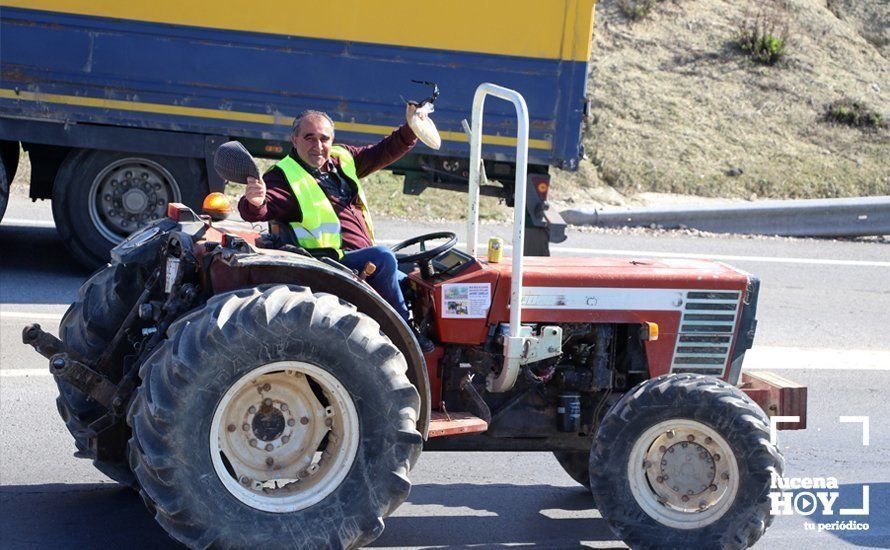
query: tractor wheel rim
627 419 739 529
88 158 180 243
209 361 360 513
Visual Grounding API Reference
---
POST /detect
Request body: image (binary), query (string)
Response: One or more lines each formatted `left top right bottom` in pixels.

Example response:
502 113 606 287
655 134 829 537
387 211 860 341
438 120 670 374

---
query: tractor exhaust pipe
466 83 531 393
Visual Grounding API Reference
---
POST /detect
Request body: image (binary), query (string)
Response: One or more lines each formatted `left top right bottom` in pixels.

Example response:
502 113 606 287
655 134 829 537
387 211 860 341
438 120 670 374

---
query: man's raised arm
349 106 422 178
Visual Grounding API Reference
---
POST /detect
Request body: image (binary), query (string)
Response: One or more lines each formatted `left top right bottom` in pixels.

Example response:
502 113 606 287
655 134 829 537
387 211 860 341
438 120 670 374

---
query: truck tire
553 450 590 489
52 149 205 269
0 141 16 222
0 140 19 184
56 262 146 486
589 374 783 550
523 226 550 256
128 285 422 549
0 156 8 223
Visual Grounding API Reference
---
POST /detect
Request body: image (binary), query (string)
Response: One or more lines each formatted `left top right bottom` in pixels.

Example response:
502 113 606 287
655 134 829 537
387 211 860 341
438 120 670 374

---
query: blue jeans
340 246 409 322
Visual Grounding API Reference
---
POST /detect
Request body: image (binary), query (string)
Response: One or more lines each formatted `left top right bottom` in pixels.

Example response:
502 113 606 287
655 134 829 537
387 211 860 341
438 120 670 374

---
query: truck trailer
0 0 596 267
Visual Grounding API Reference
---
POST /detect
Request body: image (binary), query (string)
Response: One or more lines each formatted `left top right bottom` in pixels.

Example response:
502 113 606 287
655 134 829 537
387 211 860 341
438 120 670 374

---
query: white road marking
1 369 51 378
0 221 885 267
0 311 64 321
376 239 890 268
395 504 497 517
2 347 887 377
744 346 890 371
0 218 55 228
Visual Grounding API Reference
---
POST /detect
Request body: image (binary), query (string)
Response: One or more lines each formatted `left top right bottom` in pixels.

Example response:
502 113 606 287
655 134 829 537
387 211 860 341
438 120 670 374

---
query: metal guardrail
561 196 890 237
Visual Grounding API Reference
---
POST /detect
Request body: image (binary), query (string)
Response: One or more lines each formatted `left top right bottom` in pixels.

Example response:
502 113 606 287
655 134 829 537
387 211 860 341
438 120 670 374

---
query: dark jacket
238 124 417 250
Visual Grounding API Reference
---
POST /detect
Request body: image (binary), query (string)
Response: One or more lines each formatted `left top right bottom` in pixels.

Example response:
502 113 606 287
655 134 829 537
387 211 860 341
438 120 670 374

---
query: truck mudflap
740 371 807 430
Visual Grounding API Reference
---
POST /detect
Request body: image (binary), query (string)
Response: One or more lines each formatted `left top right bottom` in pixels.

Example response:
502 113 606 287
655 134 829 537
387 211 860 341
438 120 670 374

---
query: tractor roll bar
467 83 530 393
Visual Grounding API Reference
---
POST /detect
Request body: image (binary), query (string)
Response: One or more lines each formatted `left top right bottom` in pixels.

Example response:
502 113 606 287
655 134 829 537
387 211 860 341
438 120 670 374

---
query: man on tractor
238 107 434 350
22 83 803 550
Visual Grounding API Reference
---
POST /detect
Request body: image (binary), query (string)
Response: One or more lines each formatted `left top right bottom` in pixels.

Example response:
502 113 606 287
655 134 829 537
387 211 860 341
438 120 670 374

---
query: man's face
292 115 334 169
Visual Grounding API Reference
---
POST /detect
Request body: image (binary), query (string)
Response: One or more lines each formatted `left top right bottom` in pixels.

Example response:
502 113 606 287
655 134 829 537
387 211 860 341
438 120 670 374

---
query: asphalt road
1 195 889 549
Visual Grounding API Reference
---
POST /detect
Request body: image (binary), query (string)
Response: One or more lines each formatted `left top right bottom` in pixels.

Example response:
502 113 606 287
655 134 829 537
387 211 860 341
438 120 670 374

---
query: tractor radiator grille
670 291 741 376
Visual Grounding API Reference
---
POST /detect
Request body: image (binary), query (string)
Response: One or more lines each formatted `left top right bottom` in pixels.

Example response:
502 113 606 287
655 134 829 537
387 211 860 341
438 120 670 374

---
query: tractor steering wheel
391 231 458 265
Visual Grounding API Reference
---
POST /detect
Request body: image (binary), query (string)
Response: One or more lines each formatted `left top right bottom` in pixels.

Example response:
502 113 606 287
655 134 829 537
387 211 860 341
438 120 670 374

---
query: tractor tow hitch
22 324 117 408
22 323 88 363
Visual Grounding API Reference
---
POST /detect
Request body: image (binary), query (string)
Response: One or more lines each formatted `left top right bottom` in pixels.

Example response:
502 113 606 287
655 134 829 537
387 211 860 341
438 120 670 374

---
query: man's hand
406 101 440 150
405 102 426 124
245 175 266 207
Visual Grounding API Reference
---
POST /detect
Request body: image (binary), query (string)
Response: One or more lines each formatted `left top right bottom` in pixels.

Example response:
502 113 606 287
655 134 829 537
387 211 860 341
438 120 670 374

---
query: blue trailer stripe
0 7 588 167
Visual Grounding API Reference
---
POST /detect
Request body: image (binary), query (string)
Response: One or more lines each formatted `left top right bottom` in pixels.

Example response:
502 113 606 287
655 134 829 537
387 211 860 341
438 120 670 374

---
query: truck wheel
553 451 590 489
56 262 146 486
589 374 783 550
0 140 19 184
52 149 205 269
523 226 550 256
0 141 16 222
0 141 18 223
0 156 8 223
128 286 422 549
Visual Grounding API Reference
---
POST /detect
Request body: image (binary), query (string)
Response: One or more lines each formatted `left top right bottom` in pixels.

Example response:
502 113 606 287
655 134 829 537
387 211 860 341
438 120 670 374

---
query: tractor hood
486 255 751 291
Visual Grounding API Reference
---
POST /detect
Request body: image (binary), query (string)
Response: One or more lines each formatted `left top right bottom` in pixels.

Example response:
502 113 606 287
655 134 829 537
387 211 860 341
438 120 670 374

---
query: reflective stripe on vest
275 146 375 258
331 146 375 242
276 156 343 256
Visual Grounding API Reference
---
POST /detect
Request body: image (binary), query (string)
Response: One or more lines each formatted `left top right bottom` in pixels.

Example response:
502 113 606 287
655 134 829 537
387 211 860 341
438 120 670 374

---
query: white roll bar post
466 83 530 393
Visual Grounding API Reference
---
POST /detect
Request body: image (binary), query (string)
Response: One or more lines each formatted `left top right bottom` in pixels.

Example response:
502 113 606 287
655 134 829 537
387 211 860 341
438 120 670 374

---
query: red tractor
23 85 806 549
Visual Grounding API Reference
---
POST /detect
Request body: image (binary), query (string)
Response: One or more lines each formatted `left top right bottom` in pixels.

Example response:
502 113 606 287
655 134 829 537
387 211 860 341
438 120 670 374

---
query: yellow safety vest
275 146 376 258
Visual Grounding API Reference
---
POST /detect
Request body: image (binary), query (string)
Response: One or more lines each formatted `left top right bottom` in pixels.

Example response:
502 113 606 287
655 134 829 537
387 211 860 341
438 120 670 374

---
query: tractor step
428 411 489 438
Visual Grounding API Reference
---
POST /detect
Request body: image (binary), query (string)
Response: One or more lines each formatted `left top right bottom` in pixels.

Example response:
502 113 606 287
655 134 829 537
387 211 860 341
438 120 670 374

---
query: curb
561 196 890 237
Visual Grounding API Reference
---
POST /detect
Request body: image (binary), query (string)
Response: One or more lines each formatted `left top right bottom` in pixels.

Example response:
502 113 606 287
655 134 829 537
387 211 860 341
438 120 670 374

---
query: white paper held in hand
408 102 441 150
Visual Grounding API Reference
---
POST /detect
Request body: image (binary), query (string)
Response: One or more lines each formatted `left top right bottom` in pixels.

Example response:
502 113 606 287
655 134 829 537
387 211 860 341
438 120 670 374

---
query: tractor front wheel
128 286 422 549
590 374 783 549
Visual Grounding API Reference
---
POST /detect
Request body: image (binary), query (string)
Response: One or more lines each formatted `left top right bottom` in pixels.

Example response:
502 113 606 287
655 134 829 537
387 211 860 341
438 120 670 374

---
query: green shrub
824 100 887 130
737 9 789 65
619 0 655 21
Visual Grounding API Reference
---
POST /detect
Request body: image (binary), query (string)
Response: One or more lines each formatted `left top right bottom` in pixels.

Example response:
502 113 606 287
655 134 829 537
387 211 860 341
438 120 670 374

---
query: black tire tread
0 156 9 223
56 263 144 486
589 373 784 550
128 285 421 549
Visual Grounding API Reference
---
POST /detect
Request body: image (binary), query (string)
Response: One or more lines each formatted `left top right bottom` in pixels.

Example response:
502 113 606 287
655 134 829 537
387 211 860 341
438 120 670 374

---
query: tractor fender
206 250 431 438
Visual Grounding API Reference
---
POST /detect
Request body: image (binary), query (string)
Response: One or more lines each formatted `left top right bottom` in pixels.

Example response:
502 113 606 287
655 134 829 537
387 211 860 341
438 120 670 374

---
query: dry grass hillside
550 0 889 209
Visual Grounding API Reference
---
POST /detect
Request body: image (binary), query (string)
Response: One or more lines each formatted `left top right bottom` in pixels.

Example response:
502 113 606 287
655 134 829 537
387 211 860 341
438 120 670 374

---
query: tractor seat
268 220 299 247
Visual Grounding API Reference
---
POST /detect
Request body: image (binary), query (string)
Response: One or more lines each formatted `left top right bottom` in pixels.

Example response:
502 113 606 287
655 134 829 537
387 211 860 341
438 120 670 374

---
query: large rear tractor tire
590 374 783 550
553 450 590 489
52 149 205 269
128 286 423 549
56 262 146 486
